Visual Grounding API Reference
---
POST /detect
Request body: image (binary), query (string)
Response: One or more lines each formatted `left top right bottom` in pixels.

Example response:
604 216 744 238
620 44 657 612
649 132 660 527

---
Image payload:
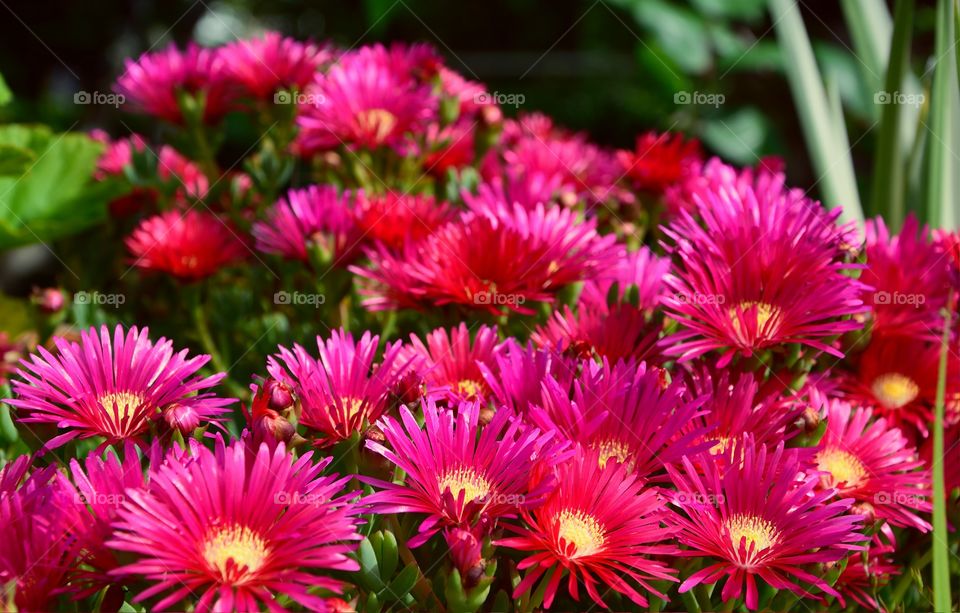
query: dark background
0 0 938 195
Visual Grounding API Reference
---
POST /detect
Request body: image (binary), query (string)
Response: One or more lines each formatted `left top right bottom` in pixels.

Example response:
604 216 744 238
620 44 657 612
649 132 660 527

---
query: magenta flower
577 246 671 313
364 400 568 547
353 194 620 314
496 447 679 609
126 210 248 280
666 438 864 610
398 323 500 403
863 214 953 339
296 46 437 153
478 340 578 415
267 329 414 443
220 31 327 99
108 439 362 612
252 184 361 265
529 359 709 478
115 43 235 123
660 160 867 366
7 325 232 449
815 400 931 531
352 190 453 251
533 302 661 363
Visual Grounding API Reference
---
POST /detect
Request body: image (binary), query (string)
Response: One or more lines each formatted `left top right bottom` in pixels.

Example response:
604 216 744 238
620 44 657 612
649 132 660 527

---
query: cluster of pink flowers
2 31 959 612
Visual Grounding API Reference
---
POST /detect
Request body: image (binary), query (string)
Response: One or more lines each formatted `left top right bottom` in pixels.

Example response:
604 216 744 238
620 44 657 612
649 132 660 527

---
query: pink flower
220 31 327 99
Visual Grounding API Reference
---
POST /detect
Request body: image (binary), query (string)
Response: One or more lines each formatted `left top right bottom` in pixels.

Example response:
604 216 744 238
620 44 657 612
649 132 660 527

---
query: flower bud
163 403 201 434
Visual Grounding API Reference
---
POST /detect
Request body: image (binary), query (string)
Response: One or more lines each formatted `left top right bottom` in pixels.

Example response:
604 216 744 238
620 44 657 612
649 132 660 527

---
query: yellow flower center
709 436 733 455
355 108 398 143
456 379 484 399
203 525 269 580
729 301 781 340
591 438 631 468
556 509 605 558
726 514 778 553
98 391 145 421
438 467 491 503
816 447 869 489
871 373 920 409
329 396 365 419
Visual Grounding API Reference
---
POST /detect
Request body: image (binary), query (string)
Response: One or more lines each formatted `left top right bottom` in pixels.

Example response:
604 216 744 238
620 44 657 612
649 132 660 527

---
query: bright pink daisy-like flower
353 192 619 314
814 400 931 531
220 31 327 99
352 190 453 251
116 43 235 123
398 323 499 403
296 46 437 153
422 120 477 175
252 185 361 265
478 340 579 415
863 215 953 339
365 400 567 547
842 335 959 437
0 458 85 611
578 246 671 313
126 209 248 280
833 535 899 611
529 359 709 478
497 447 679 609
660 161 866 366
533 302 661 363
616 131 702 193
267 329 414 443
108 439 362 612
666 439 864 610
7 325 232 449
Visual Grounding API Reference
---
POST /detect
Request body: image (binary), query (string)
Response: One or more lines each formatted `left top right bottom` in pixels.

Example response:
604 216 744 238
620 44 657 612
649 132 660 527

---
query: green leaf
0 126 122 249
0 144 36 176
870 0 915 224
700 107 770 165
931 293 955 613
384 562 418 600
0 73 10 107
631 0 712 74
840 0 892 94
356 537 385 592
927 0 955 229
768 0 864 224
379 530 398 580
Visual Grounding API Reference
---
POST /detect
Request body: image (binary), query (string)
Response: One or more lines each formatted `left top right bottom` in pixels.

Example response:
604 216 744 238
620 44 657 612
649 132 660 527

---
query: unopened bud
163 403 201 435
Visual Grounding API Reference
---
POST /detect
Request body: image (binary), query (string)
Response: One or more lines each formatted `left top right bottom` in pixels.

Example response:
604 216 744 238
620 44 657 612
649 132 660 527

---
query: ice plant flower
843 335 959 437
533 301 661 363
353 194 619 314
529 359 709 478
7 325 232 449
126 210 248 280
115 42 235 123
833 535 899 611
364 400 568 547
814 400 931 531
352 190 453 251
398 323 499 403
863 215 952 339
660 160 866 366
108 439 362 612
497 447 679 609
478 340 578 415
296 46 437 152
267 329 413 443
577 246 671 313
252 184 361 265
220 31 327 99
616 131 702 192
666 439 864 610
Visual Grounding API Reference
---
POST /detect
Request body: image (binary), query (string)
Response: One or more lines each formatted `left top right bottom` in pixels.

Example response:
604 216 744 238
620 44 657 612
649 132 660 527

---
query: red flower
616 131 701 192
126 210 247 280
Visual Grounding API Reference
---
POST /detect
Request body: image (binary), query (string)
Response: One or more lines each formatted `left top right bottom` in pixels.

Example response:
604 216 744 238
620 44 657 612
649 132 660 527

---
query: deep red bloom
126 210 248 280
398 323 499 403
616 131 702 192
352 190 453 251
497 447 679 609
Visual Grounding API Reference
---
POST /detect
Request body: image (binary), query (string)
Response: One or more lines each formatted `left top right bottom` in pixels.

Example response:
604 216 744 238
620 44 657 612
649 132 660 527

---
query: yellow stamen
871 373 920 409
726 514 778 554
355 108 398 143
456 379 484 399
556 509 605 558
98 391 145 421
203 525 269 580
438 466 491 503
591 438 630 468
729 301 781 340
816 447 869 489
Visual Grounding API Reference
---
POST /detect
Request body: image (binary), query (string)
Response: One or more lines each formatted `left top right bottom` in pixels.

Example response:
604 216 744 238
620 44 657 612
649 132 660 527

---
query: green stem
931 287 955 613
189 287 245 399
